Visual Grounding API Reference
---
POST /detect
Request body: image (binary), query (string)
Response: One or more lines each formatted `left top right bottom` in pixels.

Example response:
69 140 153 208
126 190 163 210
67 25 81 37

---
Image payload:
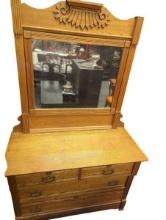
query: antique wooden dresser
6 0 148 220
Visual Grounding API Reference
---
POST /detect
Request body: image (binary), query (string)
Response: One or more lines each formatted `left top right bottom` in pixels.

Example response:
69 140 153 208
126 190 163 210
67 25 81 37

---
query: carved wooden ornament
53 2 110 30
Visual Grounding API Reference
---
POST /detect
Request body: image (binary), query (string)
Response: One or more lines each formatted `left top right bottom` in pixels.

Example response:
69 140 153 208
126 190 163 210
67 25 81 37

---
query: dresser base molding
16 202 122 220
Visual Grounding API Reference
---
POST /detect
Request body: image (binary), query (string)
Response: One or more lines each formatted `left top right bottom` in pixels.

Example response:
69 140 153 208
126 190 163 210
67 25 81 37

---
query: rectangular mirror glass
32 39 122 108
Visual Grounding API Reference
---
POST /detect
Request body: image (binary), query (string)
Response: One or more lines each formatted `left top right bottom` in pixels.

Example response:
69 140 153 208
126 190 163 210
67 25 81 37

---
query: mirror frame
11 0 143 133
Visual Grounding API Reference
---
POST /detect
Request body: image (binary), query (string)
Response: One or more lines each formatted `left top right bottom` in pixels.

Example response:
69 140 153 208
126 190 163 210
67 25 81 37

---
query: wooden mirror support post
5 1 148 220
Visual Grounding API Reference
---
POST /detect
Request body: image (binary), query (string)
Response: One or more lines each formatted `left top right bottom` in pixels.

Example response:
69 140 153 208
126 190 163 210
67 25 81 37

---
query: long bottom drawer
21 189 123 216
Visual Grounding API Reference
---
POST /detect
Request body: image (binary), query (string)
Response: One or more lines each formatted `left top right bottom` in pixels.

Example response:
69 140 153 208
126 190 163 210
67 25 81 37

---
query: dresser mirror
10 0 143 132
32 39 122 108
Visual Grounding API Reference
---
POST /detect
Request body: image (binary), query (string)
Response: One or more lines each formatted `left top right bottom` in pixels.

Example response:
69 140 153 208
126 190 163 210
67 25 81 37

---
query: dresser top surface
5 127 147 176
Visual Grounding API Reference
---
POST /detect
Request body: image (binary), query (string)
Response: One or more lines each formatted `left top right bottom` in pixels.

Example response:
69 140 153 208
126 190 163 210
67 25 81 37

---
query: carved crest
53 2 110 30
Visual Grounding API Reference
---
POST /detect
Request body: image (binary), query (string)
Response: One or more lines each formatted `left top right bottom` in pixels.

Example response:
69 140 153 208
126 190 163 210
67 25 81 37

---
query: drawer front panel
20 189 123 216
82 163 134 178
18 175 127 203
16 169 79 188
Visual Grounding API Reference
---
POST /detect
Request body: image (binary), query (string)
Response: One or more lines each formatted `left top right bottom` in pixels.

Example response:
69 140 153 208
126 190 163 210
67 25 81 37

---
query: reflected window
32 40 122 108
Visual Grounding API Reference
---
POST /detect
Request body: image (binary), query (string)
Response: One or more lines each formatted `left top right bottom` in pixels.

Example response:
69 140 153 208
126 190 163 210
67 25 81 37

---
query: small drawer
18 175 127 203
82 163 134 178
16 169 79 188
20 188 123 216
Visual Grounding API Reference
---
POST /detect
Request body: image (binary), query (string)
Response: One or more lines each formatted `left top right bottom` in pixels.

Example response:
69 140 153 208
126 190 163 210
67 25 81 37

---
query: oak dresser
6 0 148 219
6 127 147 220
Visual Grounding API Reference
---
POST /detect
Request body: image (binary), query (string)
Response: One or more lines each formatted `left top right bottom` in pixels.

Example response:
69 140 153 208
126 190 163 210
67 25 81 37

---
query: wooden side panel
111 47 130 113
112 17 144 128
11 0 30 132
14 34 30 133
132 17 144 45
11 0 22 34
119 162 141 210
24 38 35 109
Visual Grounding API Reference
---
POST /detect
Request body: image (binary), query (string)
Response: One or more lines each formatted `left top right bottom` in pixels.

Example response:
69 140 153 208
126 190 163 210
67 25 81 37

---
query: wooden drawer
82 163 134 178
16 169 79 188
18 175 127 203
20 188 123 216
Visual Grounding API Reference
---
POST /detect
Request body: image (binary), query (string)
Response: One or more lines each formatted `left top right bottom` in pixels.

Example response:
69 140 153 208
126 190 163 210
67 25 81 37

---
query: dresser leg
119 162 141 211
8 176 21 217
119 199 126 210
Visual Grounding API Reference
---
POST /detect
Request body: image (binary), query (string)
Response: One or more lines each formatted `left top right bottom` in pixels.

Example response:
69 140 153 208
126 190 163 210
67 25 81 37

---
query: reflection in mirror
32 40 122 108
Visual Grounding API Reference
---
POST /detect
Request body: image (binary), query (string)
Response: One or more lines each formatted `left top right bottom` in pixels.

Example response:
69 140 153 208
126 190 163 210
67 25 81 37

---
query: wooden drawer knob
102 169 114 175
107 180 119 187
30 191 42 198
42 172 56 183
31 206 42 213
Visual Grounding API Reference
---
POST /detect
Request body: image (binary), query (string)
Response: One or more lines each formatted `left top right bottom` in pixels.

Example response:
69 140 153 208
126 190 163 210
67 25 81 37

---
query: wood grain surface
6 128 147 176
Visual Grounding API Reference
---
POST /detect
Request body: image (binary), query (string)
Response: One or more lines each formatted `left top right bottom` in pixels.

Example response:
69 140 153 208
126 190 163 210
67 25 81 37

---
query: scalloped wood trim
21 2 136 39
53 2 110 30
